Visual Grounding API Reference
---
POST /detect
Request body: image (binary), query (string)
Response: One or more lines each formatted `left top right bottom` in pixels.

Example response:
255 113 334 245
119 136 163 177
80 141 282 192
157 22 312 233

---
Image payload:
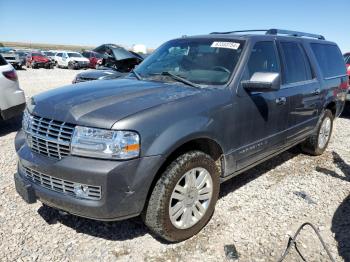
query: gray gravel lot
1 68 350 261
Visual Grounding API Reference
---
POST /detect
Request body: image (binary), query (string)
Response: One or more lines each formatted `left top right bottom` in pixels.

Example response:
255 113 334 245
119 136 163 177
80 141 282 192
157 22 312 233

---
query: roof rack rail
266 29 325 40
210 29 268 35
210 29 325 40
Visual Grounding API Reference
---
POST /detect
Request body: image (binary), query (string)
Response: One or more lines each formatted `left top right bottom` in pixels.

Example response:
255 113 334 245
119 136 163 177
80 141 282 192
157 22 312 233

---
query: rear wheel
301 109 333 155
143 151 220 242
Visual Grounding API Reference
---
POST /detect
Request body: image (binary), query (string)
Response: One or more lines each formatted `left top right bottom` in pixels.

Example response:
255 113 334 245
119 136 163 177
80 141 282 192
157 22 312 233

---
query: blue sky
0 0 348 52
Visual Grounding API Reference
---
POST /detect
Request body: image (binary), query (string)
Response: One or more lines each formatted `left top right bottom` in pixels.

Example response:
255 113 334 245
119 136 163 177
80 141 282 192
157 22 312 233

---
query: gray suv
14 29 348 242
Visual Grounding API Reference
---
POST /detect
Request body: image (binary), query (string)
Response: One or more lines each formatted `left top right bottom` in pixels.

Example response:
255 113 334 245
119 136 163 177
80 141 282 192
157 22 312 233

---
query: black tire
68 62 76 70
142 151 220 242
343 102 350 116
32 63 37 69
301 109 333 156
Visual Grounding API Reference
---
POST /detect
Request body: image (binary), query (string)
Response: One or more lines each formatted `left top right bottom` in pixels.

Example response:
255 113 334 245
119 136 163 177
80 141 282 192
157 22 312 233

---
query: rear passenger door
277 41 321 143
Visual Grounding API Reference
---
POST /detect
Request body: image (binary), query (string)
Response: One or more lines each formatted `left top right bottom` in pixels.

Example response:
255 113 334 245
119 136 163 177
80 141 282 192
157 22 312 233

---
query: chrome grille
26 113 75 159
22 165 102 200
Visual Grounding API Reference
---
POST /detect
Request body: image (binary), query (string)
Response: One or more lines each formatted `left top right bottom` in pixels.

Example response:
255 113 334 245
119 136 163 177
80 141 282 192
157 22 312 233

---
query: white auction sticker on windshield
211 42 240 50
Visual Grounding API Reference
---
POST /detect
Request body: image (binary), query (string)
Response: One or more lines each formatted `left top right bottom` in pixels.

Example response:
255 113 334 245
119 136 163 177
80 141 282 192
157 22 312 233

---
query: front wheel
301 109 333 155
143 151 220 242
68 62 74 70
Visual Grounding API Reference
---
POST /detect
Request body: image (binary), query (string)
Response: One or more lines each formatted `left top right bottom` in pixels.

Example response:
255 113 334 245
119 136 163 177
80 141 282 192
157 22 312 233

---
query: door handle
313 88 321 95
275 97 287 105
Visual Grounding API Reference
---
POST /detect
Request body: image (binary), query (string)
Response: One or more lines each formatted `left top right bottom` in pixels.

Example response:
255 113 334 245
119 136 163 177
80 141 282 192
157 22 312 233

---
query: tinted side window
311 43 346 78
245 41 279 78
279 42 312 84
0 54 8 65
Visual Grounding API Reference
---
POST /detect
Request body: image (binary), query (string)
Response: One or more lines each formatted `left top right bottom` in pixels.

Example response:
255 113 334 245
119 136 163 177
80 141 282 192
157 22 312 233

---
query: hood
71 57 89 62
76 69 125 80
33 56 49 62
29 79 202 129
111 48 141 61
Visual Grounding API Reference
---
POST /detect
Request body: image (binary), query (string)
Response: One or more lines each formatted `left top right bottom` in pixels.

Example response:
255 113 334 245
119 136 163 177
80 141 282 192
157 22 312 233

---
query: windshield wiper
131 69 143 80
160 71 201 88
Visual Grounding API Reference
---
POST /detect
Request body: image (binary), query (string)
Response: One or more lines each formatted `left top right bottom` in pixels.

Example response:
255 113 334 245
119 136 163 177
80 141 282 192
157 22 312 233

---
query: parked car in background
0 51 23 70
0 54 25 120
72 45 145 83
72 67 126 83
41 51 56 64
26 52 54 69
55 51 89 69
14 51 27 69
344 53 350 78
93 44 143 72
82 50 103 69
14 29 348 242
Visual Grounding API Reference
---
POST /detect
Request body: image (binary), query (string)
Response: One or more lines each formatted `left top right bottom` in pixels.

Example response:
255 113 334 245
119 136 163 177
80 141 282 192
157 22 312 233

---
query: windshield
68 53 83 58
135 38 244 86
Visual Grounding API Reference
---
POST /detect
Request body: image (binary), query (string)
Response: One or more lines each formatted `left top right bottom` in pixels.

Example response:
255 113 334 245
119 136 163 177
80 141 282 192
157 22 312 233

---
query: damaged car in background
55 51 90 70
72 67 126 84
26 52 54 69
0 48 25 70
41 51 56 64
72 44 143 83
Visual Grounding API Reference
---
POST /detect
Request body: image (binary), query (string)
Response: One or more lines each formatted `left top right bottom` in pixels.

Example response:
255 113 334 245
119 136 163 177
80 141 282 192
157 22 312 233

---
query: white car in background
0 54 25 121
55 51 89 69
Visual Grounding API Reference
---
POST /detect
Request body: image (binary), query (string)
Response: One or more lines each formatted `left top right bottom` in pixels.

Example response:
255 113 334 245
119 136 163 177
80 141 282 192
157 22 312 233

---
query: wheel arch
142 136 224 212
325 101 336 118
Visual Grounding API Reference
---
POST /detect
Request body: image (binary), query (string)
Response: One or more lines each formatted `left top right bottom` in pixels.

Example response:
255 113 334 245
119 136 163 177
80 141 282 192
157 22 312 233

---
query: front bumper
15 130 164 221
71 62 89 69
33 62 53 68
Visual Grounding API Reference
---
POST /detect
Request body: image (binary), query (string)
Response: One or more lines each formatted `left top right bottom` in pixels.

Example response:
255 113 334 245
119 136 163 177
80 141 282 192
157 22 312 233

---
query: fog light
73 184 89 198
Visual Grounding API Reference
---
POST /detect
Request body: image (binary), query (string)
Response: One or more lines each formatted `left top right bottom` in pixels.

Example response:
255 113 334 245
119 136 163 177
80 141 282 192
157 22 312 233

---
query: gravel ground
1 68 350 261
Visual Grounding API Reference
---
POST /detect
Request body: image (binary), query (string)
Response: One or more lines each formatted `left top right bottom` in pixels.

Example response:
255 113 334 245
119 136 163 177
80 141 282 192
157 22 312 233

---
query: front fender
145 116 219 157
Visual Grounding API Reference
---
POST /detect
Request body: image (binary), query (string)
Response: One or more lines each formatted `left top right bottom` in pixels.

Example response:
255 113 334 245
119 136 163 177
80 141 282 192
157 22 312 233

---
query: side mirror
241 72 280 92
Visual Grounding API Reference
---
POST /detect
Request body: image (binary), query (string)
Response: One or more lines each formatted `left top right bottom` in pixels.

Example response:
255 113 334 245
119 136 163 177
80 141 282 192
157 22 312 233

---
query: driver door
232 41 290 170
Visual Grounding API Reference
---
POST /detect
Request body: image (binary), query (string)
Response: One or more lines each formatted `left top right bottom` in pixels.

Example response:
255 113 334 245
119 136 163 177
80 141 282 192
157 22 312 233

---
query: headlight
22 110 32 133
71 126 140 160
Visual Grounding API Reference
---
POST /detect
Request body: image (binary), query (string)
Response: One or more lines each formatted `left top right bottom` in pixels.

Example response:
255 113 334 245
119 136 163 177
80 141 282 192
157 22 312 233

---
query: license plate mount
14 174 36 204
